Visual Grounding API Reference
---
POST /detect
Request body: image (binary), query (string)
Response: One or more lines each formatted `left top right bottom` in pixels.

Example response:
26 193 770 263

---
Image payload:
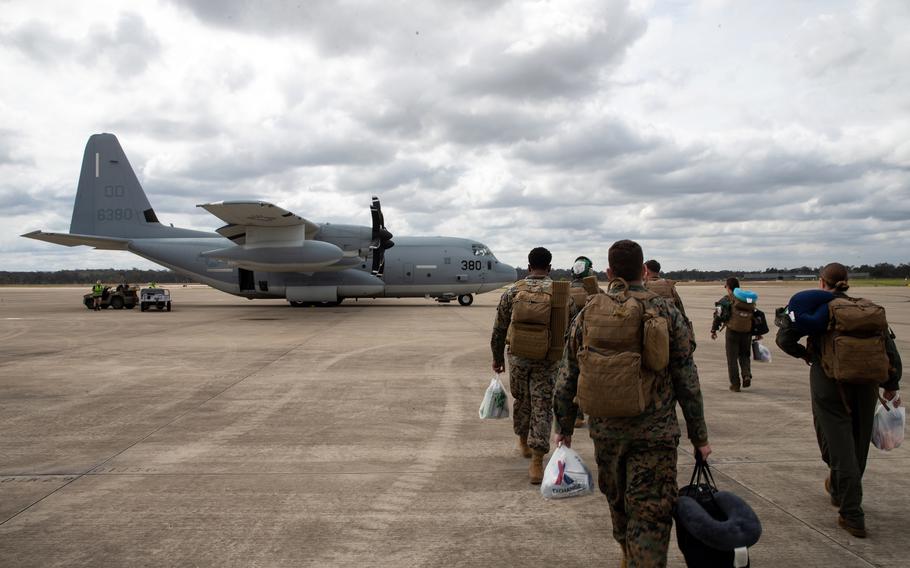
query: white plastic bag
479 376 510 419
541 444 594 499
751 341 772 363
872 396 905 451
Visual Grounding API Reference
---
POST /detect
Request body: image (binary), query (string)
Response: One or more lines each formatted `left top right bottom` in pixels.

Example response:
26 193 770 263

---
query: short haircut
608 240 643 281
726 277 740 290
820 262 850 292
645 259 661 274
528 247 552 270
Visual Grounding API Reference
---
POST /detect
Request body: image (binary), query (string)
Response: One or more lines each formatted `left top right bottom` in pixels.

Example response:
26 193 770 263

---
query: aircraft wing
21 230 130 250
197 201 320 242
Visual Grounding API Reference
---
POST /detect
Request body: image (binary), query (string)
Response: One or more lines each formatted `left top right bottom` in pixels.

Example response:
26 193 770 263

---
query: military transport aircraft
23 134 517 306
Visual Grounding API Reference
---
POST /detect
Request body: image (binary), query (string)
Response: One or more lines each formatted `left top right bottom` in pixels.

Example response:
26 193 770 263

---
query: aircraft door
239 268 255 291
403 263 414 282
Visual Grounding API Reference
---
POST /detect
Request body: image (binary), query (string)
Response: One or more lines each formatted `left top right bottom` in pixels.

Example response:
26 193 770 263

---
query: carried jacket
775 291 902 391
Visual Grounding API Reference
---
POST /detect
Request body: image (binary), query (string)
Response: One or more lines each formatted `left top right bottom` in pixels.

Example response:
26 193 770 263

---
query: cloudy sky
1 0 908 272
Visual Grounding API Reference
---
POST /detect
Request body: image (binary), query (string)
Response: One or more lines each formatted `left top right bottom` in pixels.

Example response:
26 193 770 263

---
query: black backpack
751 309 769 336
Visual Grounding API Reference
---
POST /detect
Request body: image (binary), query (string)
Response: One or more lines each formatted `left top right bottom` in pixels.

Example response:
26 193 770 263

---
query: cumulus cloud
1 12 160 76
2 0 908 271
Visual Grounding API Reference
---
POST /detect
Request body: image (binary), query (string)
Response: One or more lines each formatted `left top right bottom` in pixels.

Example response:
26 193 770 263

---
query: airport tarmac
1 283 908 567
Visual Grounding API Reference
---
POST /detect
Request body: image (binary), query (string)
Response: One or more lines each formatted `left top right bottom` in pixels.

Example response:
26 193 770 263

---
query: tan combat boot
518 435 532 458
529 451 545 484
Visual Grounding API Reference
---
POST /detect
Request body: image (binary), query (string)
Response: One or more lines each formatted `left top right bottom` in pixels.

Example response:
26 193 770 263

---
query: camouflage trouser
508 354 558 454
594 438 678 568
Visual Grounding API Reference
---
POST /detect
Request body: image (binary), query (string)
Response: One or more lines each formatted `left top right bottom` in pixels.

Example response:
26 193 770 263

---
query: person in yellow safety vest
91 280 104 311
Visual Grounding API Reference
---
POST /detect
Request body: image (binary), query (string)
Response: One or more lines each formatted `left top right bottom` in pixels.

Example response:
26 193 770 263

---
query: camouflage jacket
553 281 709 446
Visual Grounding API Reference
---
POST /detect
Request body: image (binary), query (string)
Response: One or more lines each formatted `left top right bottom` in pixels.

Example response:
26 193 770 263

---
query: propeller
369 196 394 277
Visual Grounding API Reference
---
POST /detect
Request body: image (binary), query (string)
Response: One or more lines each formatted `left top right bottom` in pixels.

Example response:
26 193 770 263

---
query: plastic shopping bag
751 341 772 363
872 397 905 451
478 376 509 419
540 444 594 499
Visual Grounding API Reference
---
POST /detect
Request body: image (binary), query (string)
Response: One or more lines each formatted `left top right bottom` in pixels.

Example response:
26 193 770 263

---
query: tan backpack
819 297 890 384
507 280 569 361
726 297 755 333
576 280 670 418
569 286 589 311
646 279 676 305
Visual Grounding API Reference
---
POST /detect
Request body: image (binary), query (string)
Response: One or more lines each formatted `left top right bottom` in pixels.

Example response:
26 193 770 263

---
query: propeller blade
368 196 392 277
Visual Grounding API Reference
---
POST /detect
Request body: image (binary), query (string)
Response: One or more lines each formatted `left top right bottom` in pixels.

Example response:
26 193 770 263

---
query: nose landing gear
457 294 474 306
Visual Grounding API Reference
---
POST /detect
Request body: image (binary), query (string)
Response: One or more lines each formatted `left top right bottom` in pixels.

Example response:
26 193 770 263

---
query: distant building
741 273 817 281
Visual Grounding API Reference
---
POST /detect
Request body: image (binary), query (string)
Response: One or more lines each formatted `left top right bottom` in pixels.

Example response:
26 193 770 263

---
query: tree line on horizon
1 262 908 285
0 269 195 286
516 262 910 282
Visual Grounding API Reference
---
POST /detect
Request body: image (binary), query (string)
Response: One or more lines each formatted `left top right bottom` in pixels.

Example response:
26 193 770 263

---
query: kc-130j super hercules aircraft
24 134 518 306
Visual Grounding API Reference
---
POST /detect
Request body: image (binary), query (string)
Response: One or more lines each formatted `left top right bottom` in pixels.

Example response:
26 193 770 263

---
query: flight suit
554 282 708 567
776 293 902 529
712 295 752 388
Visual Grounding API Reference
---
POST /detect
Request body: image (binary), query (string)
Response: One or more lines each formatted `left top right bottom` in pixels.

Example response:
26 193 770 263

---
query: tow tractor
82 285 138 310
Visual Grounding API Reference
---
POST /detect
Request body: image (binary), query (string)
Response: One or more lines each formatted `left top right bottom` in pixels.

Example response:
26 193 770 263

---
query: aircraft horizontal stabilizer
21 230 130 250
198 201 320 239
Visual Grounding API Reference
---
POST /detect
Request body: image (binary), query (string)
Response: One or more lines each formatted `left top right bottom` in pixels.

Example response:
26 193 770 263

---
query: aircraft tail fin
70 134 172 238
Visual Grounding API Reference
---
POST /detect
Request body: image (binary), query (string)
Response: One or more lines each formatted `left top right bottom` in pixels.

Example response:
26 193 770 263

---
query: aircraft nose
498 261 518 282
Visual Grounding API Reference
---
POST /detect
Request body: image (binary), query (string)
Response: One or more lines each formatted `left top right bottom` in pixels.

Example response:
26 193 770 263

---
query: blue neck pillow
786 289 835 335
732 288 757 303
676 491 762 550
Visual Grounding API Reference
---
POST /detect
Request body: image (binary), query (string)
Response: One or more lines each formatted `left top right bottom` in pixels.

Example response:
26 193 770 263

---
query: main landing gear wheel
458 294 474 306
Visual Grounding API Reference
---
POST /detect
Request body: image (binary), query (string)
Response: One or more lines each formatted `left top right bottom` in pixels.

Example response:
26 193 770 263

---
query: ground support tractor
82 286 138 310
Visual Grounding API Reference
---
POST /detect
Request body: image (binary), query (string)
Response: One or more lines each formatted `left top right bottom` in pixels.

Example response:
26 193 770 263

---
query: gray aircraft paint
24 133 517 304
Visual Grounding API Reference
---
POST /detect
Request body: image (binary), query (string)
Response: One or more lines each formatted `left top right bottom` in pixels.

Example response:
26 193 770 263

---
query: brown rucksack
646 278 677 306
577 280 670 418
507 280 569 361
726 297 755 333
819 297 890 384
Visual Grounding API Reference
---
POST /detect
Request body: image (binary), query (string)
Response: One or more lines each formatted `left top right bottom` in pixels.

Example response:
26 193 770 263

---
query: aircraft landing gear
457 294 474 306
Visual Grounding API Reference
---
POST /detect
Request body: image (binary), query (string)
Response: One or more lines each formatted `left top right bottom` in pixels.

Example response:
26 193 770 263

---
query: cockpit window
472 244 490 257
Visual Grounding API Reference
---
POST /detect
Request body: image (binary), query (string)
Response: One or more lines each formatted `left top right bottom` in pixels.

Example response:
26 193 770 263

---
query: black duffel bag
751 308 770 336
674 453 761 568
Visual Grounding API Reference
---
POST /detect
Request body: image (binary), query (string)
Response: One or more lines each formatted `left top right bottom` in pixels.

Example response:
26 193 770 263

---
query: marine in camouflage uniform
554 279 709 567
569 256 600 427
491 275 560 455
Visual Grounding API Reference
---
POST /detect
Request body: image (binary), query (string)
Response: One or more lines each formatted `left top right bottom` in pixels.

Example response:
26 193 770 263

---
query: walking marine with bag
553 240 711 567
491 247 573 484
712 278 758 391
776 262 902 538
